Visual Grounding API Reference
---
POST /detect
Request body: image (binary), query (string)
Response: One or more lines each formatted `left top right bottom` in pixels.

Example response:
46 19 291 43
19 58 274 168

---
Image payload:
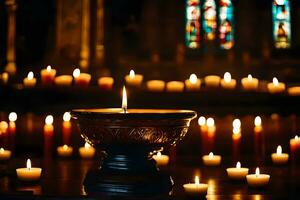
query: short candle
125 70 143 87
267 77 285 93
226 162 249 180
202 152 221 166
288 86 300 96
0 148 12 160
79 142 96 159
183 176 208 196
54 75 73 86
204 75 221 88
166 81 184 92
16 159 42 181
23 71 36 87
152 151 169 166
97 77 114 90
73 68 91 86
41 65 56 85
241 74 259 91
185 74 201 91
246 167 270 187
221 72 236 89
146 80 165 92
271 145 289 165
57 144 73 157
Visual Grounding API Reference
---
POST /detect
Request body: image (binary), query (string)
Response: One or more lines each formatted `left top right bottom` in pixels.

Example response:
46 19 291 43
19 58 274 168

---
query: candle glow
122 86 127 113
224 72 231 83
198 116 206 126
28 72 34 80
45 115 53 125
129 70 135 79
46 65 51 72
248 74 252 80
273 77 279 86
206 118 215 128
254 116 262 127
9 112 17 122
73 68 80 78
63 112 71 122
189 74 198 84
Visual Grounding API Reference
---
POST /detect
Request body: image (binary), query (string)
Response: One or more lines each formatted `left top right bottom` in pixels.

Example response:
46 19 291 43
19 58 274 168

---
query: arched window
186 0 201 48
219 0 234 49
272 0 291 49
203 0 217 41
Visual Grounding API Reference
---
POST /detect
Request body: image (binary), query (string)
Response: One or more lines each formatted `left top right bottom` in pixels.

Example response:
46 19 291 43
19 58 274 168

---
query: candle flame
46 65 52 72
129 70 135 78
0 148 4 153
63 144 68 150
45 115 53 125
254 116 262 127
28 71 34 80
233 119 241 129
236 161 241 168
122 86 127 113
255 167 260 176
157 151 162 157
295 135 298 141
233 127 240 135
206 118 215 128
26 159 31 170
195 176 200 185
224 72 231 83
189 74 198 84
273 77 279 86
9 112 17 122
276 145 282 155
63 112 71 122
198 116 206 126
84 142 91 148
73 68 80 78
247 74 253 80
209 152 214 159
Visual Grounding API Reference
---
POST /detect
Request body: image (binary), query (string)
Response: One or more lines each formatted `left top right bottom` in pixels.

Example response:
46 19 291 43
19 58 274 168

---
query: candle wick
123 107 127 114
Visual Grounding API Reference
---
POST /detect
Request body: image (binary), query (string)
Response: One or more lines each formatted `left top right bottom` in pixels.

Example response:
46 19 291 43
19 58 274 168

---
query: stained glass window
272 0 291 49
219 0 234 49
186 0 201 48
203 0 217 41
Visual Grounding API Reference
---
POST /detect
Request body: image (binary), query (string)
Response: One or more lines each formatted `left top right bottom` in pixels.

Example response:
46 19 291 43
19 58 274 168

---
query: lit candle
271 145 289 165
73 68 91 86
23 72 36 87
226 162 249 180
254 116 262 133
44 115 54 135
246 167 270 187
198 116 207 132
0 121 8 134
62 112 71 145
1 72 9 84
241 74 259 91
152 151 169 166
146 80 165 92
79 142 96 159
97 77 114 90
202 152 221 166
267 77 285 93
40 65 56 85
204 75 221 88
125 70 143 87
185 74 201 91
221 72 236 89
0 148 11 160
232 118 241 139
183 176 208 196
206 117 216 135
290 135 300 159
16 159 42 181
166 81 184 92
57 144 73 157
54 75 73 86
288 86 300 96
122 86 127 113
8 112 17 133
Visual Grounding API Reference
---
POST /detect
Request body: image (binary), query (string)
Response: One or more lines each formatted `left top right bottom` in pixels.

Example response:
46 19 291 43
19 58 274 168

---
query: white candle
146 80 165 92
23 72 36 87
16 159 42 181
267 77 285 93
152 151 169 166
246 167 270 187
254 116 262 132
44 115 54 134
0 148 11 160
57 144 73 157
288 86 300 96
73 68 91 86
221 72 236 89
202 152 221 166
40 65 56 85
97 77 114 90
125 70 143 87
241 74 259 91
271 145 289 165
206 117 216 134
198 116 207 132
185 74 201 91
183 176 208 196
79 142 96 159
204 75 221 88
226 162 249 180
54 75 73 86
166 81 184 92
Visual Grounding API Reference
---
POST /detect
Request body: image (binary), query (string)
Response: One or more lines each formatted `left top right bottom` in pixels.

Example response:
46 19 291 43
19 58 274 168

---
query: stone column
80 0 90 70
94 0 105 67
5 0 17 75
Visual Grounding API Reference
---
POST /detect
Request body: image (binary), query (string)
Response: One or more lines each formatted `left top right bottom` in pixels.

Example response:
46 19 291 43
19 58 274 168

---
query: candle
226 162 249 180
8 112 17 151
271 145 289 165
166 81 184 92
54 75 73 86
152 151 169 166
204 75 221 88
185 74 201 91
246 167 270 187
40 65 56 85
221 72 236 89
16 159 42 181
198 116 207 132
290 135 300 160
288 86 300 96
125 70 143 87
267 77 285 93
62 112 71 145
57 145 73 157
206 117 216 135
97 77 114 90
1 72 9 84
44 115 54 134
79 142 96 159
0 121 8 134
241 74 259 91
183 176 208 196
202 152 221 166
0 148 11 160
73 68 91 86
23 72 36 87
146 80 165 92
254 116 262 133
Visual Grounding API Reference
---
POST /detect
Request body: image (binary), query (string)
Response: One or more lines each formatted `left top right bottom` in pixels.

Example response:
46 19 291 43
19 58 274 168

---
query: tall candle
166 81 184 92
62 112 71 145
73 68 91 86
44 115 54 159
246 167 270 187
0 121 8 148
290 135 300 161
198 116 207 132
254 116 262 133
232 119 241 160
16 159 42 181
23 72 36 87
146 80 165 92
271 145 289 165
125 70 143 87
8 112 17 151
98 77 114 90
183 176 208 196
54 75 73 86
226 162 249 180
204 75 221 88
267 77 285 93
221 72 236 89
41 65 56 85
185 74 201 91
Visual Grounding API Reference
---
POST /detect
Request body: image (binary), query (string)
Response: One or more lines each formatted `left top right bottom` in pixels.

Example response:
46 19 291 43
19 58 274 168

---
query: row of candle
18 67 300 95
